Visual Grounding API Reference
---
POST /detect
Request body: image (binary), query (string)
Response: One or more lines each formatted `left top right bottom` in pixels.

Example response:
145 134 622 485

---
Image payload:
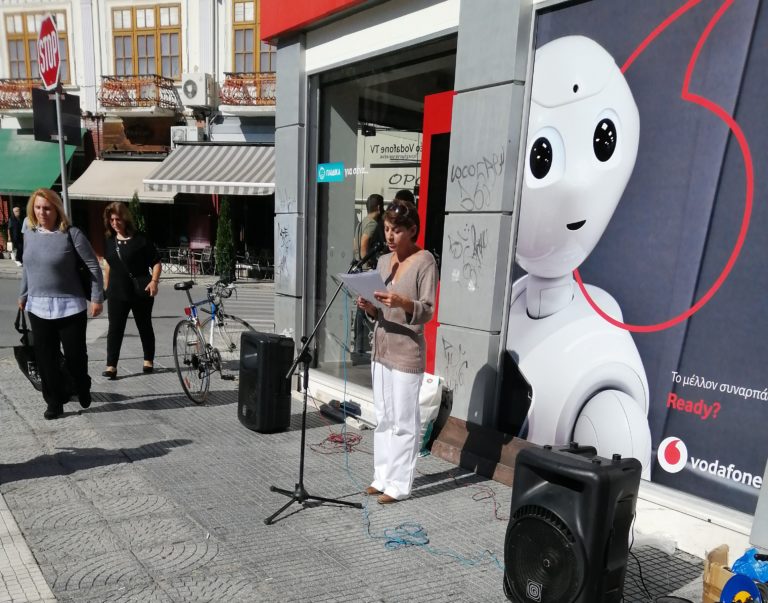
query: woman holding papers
356 198 437 504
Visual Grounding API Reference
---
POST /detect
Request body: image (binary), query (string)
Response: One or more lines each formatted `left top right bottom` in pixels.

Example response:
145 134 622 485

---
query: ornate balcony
219 72 276 115
98 74 181 116
0 78 37 114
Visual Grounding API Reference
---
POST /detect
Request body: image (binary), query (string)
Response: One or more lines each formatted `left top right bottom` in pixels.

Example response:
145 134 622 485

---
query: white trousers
370 362 423 500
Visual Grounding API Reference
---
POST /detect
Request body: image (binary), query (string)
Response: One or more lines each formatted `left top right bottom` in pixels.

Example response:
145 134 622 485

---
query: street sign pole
37 14 70 216
53 84 71 218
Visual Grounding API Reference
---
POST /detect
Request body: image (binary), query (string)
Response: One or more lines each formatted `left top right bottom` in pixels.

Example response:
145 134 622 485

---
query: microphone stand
264 246 382 524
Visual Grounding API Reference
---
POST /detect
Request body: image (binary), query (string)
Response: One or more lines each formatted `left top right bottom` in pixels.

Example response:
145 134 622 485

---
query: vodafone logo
657 437 688 473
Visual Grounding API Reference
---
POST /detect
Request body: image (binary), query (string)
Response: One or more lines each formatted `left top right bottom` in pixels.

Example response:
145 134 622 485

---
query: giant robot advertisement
510 0 766 513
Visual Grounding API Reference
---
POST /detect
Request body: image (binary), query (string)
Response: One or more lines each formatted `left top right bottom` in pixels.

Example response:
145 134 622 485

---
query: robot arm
573 389 652 480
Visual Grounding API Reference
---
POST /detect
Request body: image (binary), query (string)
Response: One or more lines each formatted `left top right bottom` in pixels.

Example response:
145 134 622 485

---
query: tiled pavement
0 261 706 602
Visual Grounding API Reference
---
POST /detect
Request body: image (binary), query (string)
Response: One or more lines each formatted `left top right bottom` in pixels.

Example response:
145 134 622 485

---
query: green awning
0 129 79 196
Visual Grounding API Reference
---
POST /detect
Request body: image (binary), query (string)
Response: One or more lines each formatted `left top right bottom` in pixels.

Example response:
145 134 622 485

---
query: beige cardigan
371 250 438 374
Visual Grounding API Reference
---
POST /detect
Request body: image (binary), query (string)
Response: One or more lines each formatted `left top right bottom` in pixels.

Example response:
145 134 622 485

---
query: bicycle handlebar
184 281 238 311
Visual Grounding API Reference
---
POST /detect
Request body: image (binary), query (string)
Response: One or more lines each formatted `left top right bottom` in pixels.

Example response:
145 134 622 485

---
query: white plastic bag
419 373 443 453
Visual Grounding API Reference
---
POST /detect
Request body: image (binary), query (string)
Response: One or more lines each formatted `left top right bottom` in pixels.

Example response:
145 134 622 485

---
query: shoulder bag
115 238 152 298
67 228 94 299
13 309 74 395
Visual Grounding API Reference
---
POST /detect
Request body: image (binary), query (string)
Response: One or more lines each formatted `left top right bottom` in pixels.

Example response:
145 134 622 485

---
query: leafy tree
129 191 146 234
215 197 235 281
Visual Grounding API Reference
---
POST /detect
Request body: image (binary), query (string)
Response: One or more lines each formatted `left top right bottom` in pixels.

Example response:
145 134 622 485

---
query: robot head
516 36 640 279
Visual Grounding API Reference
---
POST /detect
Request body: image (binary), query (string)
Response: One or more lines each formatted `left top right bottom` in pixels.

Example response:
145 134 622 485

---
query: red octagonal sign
37 15 60 91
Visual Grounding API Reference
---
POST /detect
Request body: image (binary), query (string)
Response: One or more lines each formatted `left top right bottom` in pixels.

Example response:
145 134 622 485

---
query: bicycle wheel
172 320 210 404
212 313 255 364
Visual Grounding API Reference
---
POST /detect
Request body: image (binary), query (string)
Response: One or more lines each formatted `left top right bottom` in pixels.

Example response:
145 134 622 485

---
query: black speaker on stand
238 331 295 432
503 444 641 603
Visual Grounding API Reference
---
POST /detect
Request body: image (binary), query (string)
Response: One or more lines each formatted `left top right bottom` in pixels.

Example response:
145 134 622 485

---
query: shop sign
317 162 344 183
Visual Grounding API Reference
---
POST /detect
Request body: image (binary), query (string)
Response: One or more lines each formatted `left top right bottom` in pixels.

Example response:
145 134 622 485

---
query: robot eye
525 127 564 188
529 137 553 179
593 118 617 162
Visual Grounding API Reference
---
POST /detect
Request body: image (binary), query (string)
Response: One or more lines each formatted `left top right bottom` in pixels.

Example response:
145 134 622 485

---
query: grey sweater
19 227 104 303
372 250 438 374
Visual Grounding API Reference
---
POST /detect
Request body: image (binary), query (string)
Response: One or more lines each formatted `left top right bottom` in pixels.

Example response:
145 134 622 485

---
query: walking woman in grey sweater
356 198 437 504
18 188 104 419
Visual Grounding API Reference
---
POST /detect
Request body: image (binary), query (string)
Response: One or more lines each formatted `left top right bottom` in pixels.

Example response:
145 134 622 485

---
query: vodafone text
689 457 762 489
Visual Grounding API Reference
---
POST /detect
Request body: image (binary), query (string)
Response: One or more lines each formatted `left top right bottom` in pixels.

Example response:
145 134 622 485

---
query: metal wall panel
438 212 513 331
274 293 303 344
455 0 532 91
445 84 525 213
275 126 306 214
274 214 304 297
435 325 501 425
275 37 307 129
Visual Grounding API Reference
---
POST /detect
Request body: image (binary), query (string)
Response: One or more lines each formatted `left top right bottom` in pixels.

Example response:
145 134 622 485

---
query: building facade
0 0 277 260
264 0 768 555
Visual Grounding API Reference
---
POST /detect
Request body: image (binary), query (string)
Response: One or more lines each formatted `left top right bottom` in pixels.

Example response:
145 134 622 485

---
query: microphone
352 241 385 272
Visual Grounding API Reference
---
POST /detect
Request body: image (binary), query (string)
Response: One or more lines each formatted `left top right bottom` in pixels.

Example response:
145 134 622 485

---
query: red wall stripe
261 0 367 41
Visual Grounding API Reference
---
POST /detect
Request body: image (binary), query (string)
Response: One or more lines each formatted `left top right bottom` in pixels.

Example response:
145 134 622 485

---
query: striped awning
69 160 175 204
143 144 275 196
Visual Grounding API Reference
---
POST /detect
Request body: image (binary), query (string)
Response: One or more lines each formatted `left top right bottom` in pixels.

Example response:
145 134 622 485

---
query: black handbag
13 309 76 396
116 241 151 298
67 228 93 299
131 274 152 297
13 309 41 390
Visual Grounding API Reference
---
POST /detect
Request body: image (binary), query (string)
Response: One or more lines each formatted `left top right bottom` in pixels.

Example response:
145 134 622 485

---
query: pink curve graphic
574 0 754 333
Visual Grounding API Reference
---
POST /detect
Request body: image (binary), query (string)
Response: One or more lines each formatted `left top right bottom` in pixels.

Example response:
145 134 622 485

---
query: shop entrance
313 37 457 386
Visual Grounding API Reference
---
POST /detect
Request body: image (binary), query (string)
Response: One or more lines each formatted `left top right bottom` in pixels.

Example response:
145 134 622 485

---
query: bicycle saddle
174 280 195 291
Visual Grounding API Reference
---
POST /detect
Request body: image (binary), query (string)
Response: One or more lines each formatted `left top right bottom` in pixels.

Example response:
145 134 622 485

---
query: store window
111 4 181 80
312 37 456 386
5 12 70 83
232 0 276 72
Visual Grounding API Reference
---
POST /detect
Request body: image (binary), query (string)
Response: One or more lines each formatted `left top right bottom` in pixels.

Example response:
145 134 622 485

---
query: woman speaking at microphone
356 197 437 504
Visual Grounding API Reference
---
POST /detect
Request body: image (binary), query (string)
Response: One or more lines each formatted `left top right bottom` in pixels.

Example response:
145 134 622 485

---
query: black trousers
106 295 156 366
28 310 90 405
12 236 23 263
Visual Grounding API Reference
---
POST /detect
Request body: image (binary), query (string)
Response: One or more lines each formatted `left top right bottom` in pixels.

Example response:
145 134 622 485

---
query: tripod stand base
264 483 363 525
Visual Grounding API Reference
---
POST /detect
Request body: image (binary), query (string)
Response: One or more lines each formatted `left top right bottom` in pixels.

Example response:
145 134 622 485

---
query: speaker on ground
238 331 295 432
504 444 641 603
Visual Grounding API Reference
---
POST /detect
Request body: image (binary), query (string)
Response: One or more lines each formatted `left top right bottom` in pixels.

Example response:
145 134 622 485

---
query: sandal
102 367 117 380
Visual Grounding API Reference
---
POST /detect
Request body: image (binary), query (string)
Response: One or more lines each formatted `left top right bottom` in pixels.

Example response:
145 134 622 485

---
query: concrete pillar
436 0 533 428
274 37 307 340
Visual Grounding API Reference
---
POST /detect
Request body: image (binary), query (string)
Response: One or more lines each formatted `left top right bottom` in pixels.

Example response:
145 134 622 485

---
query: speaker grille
505 505 582 602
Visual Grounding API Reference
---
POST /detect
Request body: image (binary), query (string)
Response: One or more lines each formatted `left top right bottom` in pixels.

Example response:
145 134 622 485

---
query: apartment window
5 12 70 83
232 1 275 72
112 4 181 80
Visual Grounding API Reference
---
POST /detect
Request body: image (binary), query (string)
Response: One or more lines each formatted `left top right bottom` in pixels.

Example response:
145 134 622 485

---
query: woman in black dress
102 202 161 379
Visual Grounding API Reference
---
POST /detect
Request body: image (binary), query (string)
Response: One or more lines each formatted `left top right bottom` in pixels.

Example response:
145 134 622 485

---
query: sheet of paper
337 271 388 309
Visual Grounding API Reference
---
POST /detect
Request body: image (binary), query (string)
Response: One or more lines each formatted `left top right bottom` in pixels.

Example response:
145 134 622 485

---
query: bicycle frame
183 288 220 349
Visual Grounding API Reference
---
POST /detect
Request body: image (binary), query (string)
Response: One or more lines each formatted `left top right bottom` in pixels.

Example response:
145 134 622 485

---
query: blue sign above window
317 162 344 183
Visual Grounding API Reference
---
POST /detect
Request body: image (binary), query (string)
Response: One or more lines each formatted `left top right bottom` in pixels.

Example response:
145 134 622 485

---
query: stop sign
37 15 60 91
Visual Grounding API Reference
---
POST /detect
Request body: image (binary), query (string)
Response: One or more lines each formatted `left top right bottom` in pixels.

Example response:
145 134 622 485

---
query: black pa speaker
503 444 641 603
238 331 294 432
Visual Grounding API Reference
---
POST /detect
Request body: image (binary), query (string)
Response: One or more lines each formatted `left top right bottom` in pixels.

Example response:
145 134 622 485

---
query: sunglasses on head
387 201 410 217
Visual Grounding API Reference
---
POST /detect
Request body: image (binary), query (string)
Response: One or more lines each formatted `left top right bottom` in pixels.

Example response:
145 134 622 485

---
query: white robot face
516 36 640 278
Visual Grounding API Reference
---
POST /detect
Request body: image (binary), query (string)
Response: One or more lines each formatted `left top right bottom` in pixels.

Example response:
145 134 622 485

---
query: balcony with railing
0 78 38 114
98 74 181 116
218 72 276 115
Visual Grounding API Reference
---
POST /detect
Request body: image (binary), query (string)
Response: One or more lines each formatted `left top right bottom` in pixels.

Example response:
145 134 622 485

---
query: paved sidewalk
0 493 55 603
0 259 706 602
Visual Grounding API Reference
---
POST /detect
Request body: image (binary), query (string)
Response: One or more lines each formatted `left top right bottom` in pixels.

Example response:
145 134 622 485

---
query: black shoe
78 390 91 409
43 403 62 420
143 364 154 374
102 368 117 380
